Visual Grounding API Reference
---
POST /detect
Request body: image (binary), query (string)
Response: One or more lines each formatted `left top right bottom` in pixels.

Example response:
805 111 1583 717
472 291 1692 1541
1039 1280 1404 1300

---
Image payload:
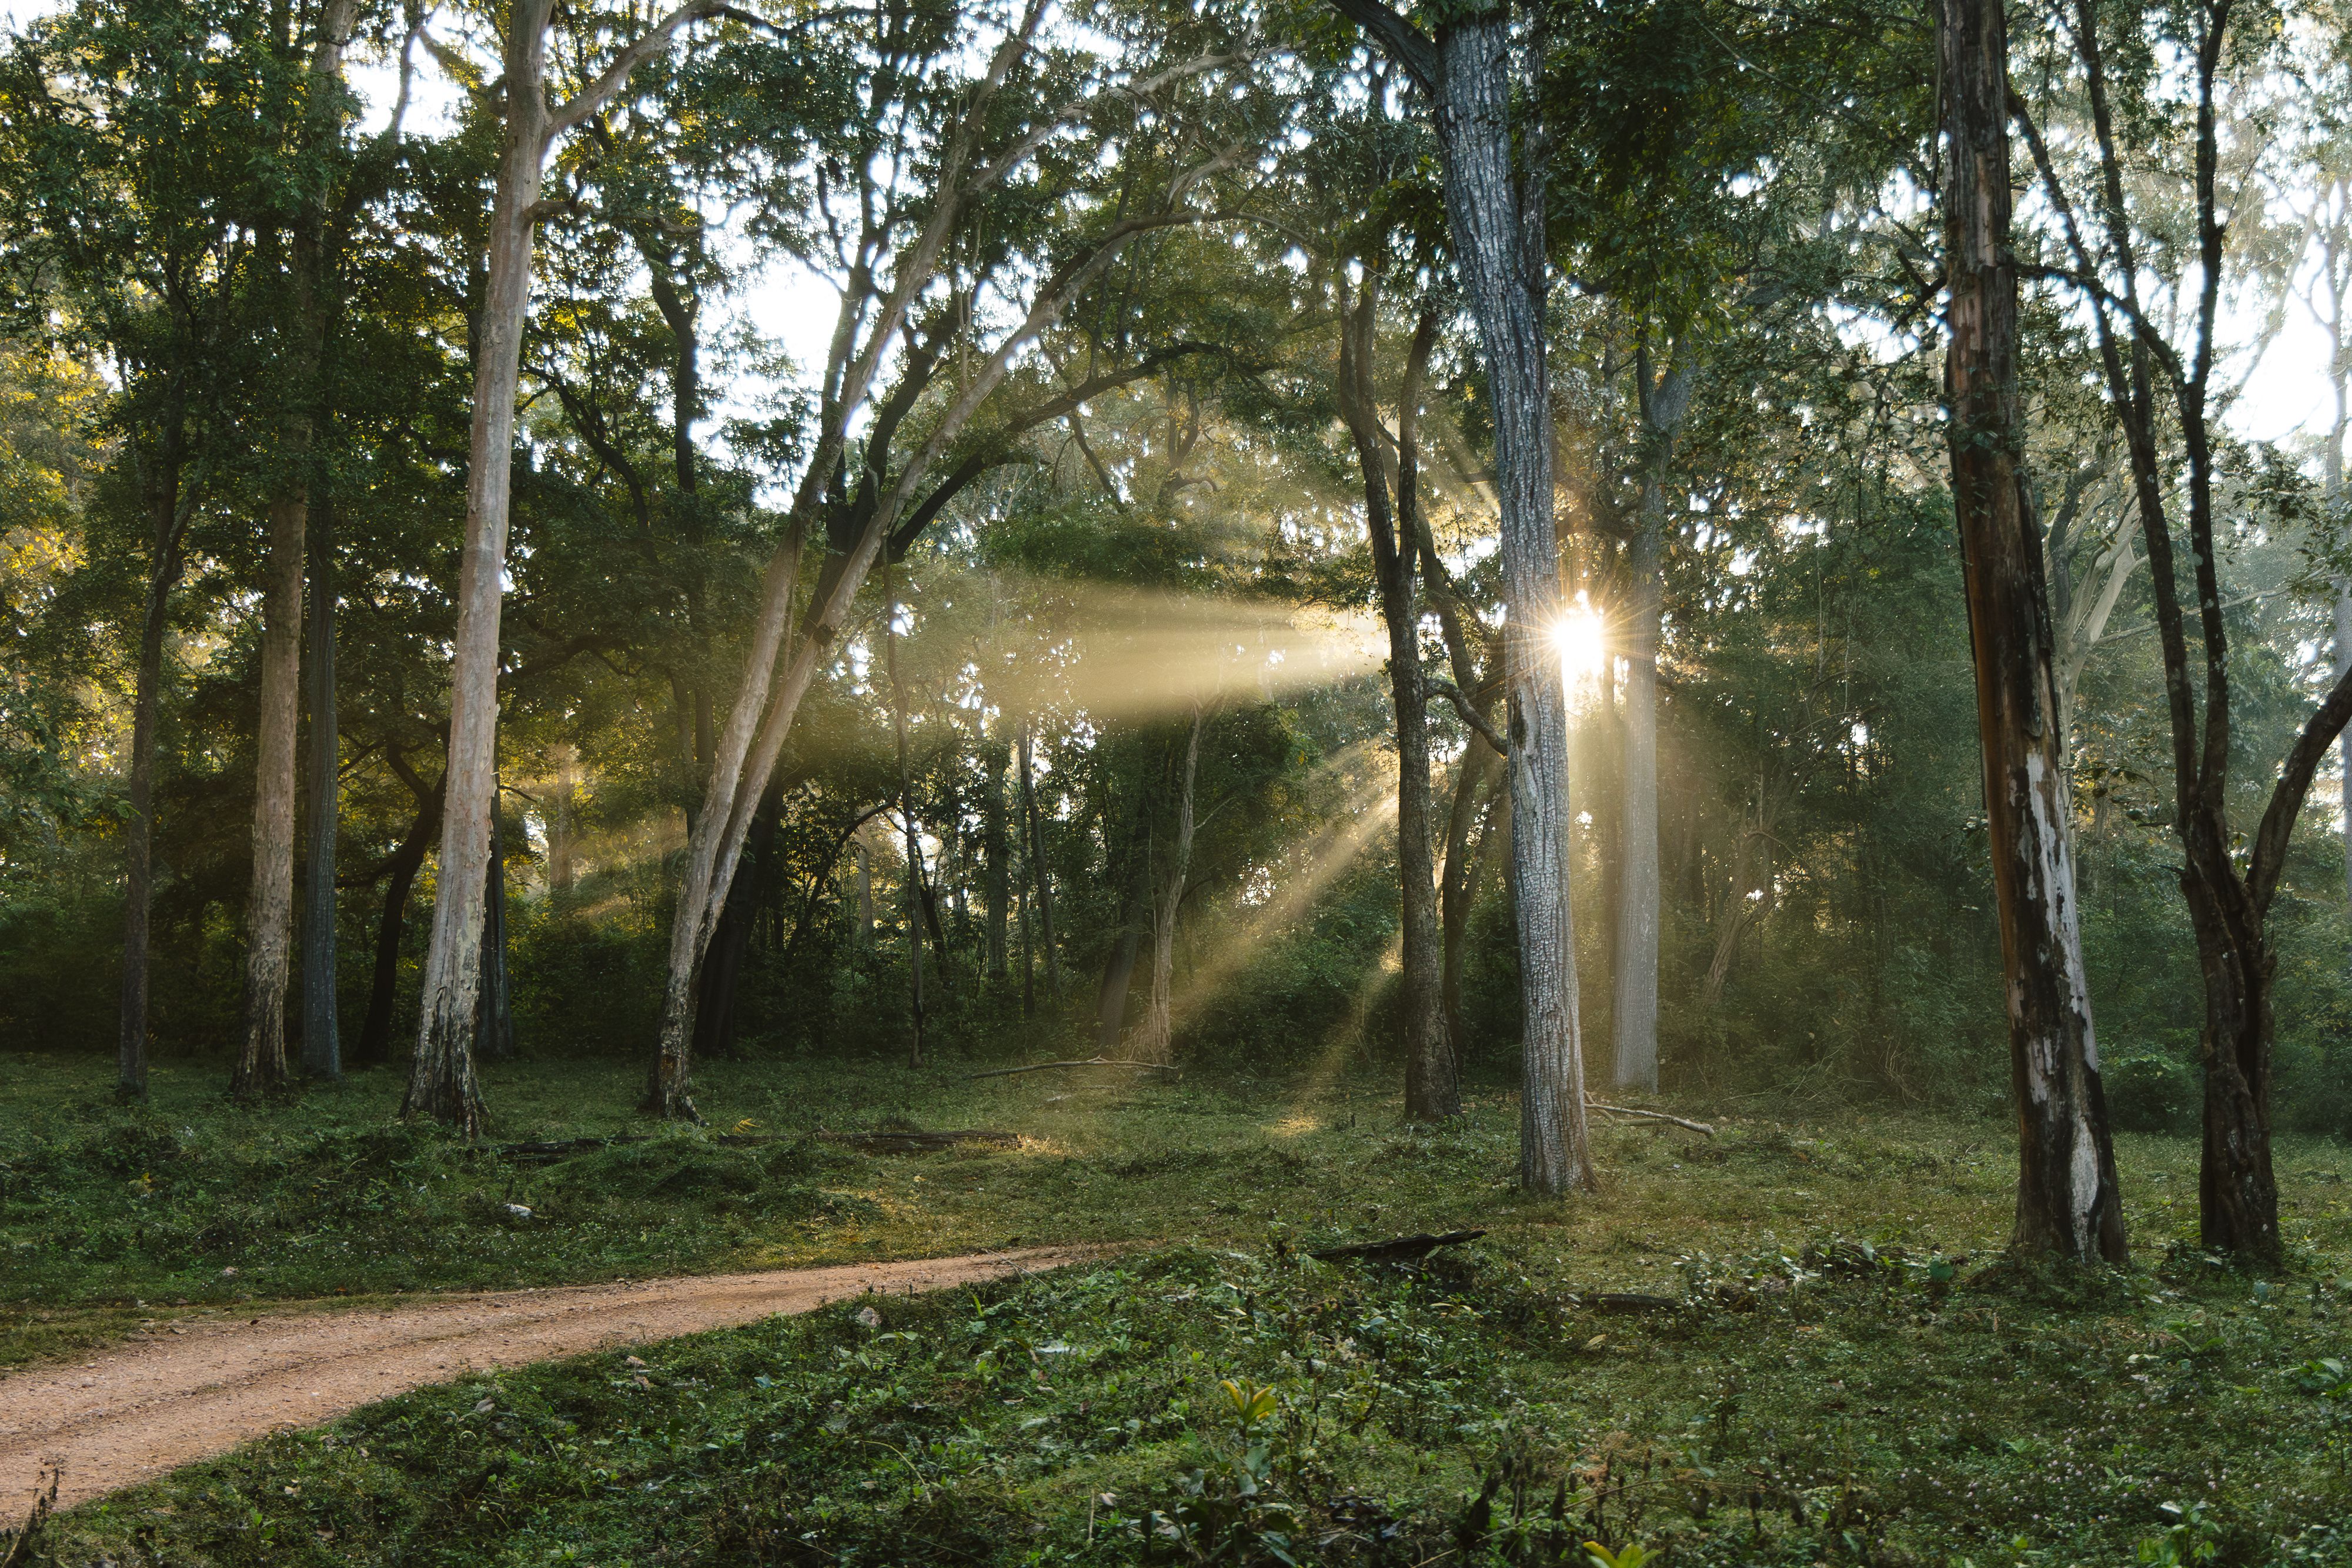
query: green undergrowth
25 1239 2352 1566
11 1053 2352 1562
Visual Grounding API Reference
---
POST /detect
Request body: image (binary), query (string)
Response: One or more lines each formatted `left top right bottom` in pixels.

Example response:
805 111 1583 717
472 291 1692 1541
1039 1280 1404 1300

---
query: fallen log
966 1056 1181 1081
1586 1101 1715 1136
1310 1229 1486 1264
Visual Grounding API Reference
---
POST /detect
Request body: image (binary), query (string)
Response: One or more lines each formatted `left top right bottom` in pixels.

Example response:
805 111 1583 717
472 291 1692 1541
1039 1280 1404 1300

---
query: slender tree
1943 0 2125 1261
407 0 740 1134
1330 0 1594 1190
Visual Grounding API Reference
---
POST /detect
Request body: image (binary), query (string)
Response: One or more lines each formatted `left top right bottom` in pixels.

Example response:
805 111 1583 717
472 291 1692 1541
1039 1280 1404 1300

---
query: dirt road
0 1247 1090 1512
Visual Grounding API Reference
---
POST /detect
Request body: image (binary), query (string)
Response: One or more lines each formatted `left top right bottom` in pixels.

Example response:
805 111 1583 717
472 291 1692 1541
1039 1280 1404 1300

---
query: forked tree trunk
416 0 730 1135
1943 0 2124 1261
233 487 307 1101
300 496 340 1078
1339 293 1455 1119
1613 352 1693 1095
1136 704 1205 1064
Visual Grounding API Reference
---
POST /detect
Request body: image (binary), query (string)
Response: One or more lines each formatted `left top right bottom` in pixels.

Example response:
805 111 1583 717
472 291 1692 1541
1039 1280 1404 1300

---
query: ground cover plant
11 1061 2352 1564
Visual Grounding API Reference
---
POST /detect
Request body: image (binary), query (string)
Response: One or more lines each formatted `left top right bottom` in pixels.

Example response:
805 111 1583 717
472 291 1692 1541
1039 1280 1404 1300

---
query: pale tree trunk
300 495 340 1077
232 486 306 1100
237 0 359 1101
1338 292 1455 1119
1135 704 1206 1064
642 9 1241 1111
411 0 733 1134
1943 0 2124 1261
1612 351 1693 1094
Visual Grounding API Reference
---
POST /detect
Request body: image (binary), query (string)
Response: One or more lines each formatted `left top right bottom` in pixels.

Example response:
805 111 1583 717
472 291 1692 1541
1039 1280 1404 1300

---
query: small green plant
2133 1500 2223 1566
1584 1542 1655 1568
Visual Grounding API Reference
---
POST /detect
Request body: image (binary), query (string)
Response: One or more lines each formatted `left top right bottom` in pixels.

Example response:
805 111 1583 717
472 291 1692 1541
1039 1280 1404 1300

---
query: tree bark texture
403 0 554 1135
1943 0 2124 1262
1432 13 1592 1193
1612 352 1693 1094
300 496 340 1078
233 486 307 1101
1339 292 1456 1119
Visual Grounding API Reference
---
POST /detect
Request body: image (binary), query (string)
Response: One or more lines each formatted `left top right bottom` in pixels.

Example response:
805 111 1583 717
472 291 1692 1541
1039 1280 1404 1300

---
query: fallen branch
1310 1229 1486 1264
966 1056 1182 1081
1587 1101 1715 1136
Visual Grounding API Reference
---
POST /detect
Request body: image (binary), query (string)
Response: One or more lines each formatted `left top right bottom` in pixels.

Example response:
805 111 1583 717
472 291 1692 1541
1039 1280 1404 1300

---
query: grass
9 1049 2352 1563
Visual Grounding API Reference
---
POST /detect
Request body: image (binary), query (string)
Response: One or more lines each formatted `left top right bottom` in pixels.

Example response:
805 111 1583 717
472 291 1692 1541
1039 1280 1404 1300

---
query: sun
1551 597 1608 681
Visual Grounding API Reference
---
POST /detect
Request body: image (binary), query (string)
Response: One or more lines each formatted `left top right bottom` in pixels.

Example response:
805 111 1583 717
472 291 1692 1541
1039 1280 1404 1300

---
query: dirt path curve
0 1246 1094 1513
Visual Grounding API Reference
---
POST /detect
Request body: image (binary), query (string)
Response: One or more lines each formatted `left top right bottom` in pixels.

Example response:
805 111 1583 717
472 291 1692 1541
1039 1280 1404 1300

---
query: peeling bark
1945 0 2123 1262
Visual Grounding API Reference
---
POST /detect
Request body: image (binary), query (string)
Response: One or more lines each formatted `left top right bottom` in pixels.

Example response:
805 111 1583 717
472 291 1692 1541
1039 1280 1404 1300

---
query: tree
1940 0 2124 1262
2015 0 2352 1261
1329 0 1594 1191
233 0 361 1100
406 0 745 1134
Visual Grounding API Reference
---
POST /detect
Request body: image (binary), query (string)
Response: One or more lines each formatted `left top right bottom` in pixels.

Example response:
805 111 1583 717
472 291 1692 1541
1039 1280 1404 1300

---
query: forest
8 0 2352 1559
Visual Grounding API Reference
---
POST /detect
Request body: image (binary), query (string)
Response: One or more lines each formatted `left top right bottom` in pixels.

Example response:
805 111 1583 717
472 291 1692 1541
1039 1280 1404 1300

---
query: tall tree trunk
855 838 876 948
1613 351 1693 1094
233 484 306 1101
300 494 340 1078
237 0 358 1102
404 0 554 1135
118 429 193 1102
1435 14 1591 1192
1021 723 1061 993
1018 871 1035 1017
1943 0 2124 1261
419 0 729 1134
985 734 1010 982
1136 704 1205 1064
359 773 442 1071
1339 293 1455 1119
